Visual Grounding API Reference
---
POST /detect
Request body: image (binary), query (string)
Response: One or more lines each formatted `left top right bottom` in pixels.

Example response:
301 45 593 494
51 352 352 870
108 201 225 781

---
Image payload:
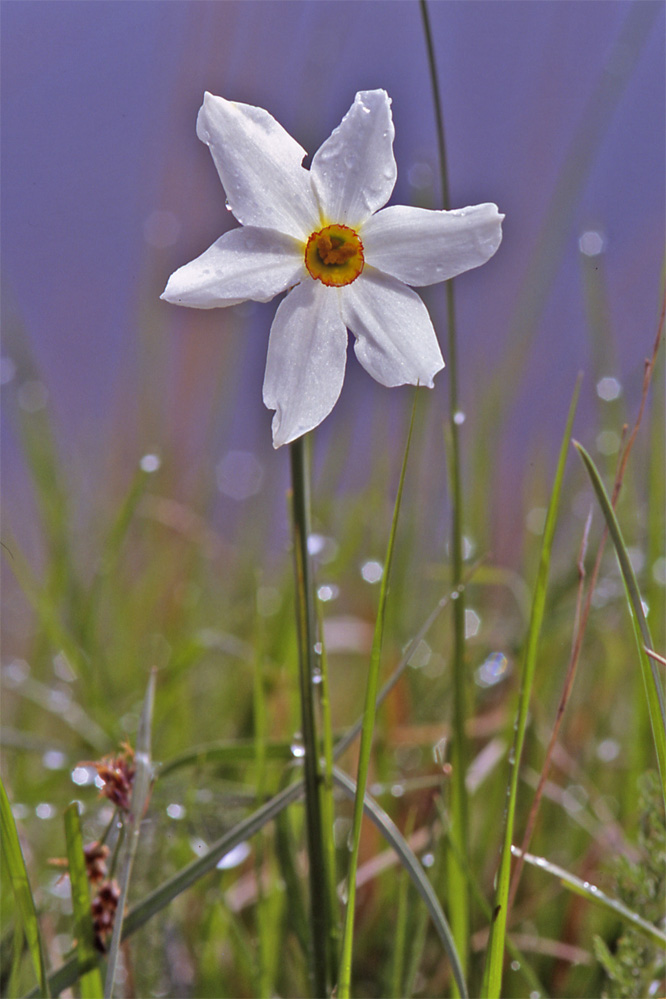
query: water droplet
360 560 383 584
43 750 67 771
596 429 620 455
475 652 510 689
225 199 233 212
313 641 323 655
579 230 606 256
312 668 323 685
166 803 185 820
596 738 620 762
338 879 349 904
596 376 621 401
421 852 435 868
317 583 339 602
390 783 405 797
290 734 305 759
217 841 250 869
140 453 161 473
433 737 448 766
71 765 97 787
453 410 466 425
35 803 56 820
464 608 481 639
510 960 520 971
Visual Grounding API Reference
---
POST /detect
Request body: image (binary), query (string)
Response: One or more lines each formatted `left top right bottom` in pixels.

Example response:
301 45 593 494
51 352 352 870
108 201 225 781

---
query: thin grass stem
420 0 470 981
289 434 330 998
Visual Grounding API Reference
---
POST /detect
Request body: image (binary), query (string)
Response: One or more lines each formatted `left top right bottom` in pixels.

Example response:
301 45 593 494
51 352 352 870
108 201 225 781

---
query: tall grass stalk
420 0 470 980
337 397 418 999
288 434 332 997
481 377 581 998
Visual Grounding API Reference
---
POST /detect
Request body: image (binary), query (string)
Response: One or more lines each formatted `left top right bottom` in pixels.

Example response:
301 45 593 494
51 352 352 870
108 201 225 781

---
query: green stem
289 434 330 998
420 0 470 982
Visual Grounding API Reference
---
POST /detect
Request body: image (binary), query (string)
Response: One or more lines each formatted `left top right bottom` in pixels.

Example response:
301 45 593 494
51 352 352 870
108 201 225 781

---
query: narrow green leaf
337 392 418 999
333 768 467 999
64 803 104 999
514 847 666 948
575 441 666 795
0 776 51 997
481 376 581 998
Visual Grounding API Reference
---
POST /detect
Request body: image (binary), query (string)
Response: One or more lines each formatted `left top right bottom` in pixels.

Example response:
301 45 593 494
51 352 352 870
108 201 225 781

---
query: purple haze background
2 0 664 560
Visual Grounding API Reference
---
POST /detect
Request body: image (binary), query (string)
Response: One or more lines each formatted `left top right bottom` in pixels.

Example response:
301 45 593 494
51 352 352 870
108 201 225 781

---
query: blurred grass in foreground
2 265 664 996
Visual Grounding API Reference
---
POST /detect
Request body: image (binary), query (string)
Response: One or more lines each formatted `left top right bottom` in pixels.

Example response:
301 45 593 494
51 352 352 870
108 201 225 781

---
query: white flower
162 90 504 448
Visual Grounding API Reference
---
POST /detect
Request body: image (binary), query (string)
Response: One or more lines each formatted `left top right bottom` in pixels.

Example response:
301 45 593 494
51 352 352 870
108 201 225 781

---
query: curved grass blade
104 668 156 998
0 776 51 997
337 393 418 999
512 846 666 948
333 768 467 999
481 376 581 998
574 441 666 793
64 803 103 999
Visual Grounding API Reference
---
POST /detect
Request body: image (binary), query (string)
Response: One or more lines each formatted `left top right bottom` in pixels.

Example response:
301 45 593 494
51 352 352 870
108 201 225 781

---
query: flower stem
420 0 470 985
289 434 330 998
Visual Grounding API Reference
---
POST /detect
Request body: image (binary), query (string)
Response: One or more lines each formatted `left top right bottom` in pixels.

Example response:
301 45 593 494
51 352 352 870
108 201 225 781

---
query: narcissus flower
162 90 503 447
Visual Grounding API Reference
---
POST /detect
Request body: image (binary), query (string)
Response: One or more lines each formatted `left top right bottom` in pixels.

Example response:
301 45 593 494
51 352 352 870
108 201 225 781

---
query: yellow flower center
304 224 364 287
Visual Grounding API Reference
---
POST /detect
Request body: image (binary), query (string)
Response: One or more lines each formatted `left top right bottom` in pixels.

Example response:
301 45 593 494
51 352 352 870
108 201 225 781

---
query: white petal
196 93 319 240
341 270 444 388
161 227 304 308
263 282 348 447
361 203 504 286
311 90 396 228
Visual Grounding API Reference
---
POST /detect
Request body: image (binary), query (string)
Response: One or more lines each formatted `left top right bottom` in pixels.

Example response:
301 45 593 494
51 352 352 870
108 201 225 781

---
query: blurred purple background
2 0 664 554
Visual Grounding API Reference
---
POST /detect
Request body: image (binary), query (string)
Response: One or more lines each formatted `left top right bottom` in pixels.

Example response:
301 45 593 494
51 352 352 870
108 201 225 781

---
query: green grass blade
333 767 467 999
104 668 156 998
514 847 666 948
64 803 104 999
574 441 666 793
481 375 581 998
337 393 418 999
0 776 51 997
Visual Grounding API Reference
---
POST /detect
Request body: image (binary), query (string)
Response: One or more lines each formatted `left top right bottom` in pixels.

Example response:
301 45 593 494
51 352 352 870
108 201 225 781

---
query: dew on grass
312 667 323 685
562 784 588 815
11 803 29 820
307 533 338 562
166 803 185 820
596 738 620 762
407 639 431 670
641 599 650 617
18 379 48 412
652 556 666 586
596 376 622 401
475 652 509 688
433 737 448 767
71 765 97 787
453 410 466 425
4 659 30 687
43 750 67 770
462 535 475 560
290 733 305 759
526 507 546 535
189 837 208 855
53 652 75 682
578 229 606 255
465 608 480 639
140 453 161 473
338 879 349 904
216 450 263 500
217 841 250 869
510 960 521 971
317 583 339 602
361 559 383 584
596 429 620 455
390 783 405 798
36 802 56 820
421 852 435 868
313 641 322 655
